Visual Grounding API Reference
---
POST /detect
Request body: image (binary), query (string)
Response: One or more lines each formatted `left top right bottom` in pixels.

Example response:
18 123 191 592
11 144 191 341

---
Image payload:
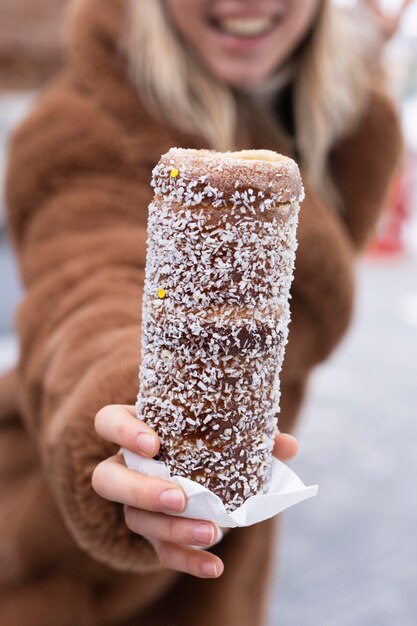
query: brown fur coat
0 0 402 624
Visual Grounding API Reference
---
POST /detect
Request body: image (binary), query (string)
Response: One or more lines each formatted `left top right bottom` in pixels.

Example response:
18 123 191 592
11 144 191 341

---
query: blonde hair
127 0 370 201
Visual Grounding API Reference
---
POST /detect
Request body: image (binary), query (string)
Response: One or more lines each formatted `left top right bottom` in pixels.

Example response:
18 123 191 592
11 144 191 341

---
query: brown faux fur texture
0 0 402 624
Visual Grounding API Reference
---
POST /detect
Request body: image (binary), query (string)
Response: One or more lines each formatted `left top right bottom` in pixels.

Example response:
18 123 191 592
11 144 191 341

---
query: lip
206 15 281 53
209 1 284 20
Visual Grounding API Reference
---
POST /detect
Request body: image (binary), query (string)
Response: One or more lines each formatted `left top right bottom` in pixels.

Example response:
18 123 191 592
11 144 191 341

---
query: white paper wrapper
123 449 318 528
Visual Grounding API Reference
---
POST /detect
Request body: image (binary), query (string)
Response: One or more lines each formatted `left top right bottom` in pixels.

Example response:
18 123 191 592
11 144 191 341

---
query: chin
210 63 273 88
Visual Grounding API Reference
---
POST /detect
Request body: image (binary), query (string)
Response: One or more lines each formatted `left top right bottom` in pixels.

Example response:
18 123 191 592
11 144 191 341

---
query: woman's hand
360 0 414 42
92 405 298 579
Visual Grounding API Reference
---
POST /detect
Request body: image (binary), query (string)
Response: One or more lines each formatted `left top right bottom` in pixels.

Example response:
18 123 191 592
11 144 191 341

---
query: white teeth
217 17 274 37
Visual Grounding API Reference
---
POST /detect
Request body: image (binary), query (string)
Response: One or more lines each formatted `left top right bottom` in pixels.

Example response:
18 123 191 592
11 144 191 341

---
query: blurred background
0 0 416 624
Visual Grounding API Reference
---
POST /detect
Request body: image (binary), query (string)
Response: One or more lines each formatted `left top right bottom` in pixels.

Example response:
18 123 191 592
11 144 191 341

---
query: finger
124 506 218 547
95 404 160 457
153 539 224 578
401 0 413 12
273 432 299 461
92 455 186 513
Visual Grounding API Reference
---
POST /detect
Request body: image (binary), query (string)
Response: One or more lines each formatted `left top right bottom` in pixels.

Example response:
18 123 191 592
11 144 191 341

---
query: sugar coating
137 148 303 512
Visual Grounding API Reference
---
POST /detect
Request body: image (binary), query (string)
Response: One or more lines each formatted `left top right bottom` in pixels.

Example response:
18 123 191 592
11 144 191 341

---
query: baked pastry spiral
137 148 303 511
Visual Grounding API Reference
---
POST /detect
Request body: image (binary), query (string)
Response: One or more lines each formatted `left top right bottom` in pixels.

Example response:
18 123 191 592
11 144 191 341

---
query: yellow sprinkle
157 288 167 299
170 168 179 178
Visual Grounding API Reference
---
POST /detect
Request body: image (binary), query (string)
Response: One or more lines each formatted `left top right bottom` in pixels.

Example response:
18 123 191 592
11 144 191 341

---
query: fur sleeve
5 84 162 574
330 87 403 251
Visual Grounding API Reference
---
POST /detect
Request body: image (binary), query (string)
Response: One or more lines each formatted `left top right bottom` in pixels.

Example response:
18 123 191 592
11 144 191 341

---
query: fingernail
202 561 218 577
137 433 156 456
283 433 299 446
159 489 185 512
192 524 215 546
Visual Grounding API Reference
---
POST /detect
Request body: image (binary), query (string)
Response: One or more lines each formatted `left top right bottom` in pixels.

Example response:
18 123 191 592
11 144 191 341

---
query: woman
0 0 402 624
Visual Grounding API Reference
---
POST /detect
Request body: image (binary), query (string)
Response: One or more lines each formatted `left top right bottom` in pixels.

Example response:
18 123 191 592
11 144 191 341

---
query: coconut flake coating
137 148 303 512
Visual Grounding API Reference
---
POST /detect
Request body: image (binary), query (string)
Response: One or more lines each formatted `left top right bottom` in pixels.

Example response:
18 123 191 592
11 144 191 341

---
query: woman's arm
6 85 161 573
282 88 402 389
329 88 403 252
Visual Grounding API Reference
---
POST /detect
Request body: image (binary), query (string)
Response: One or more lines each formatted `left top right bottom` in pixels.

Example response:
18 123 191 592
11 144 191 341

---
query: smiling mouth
209 16 279 38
